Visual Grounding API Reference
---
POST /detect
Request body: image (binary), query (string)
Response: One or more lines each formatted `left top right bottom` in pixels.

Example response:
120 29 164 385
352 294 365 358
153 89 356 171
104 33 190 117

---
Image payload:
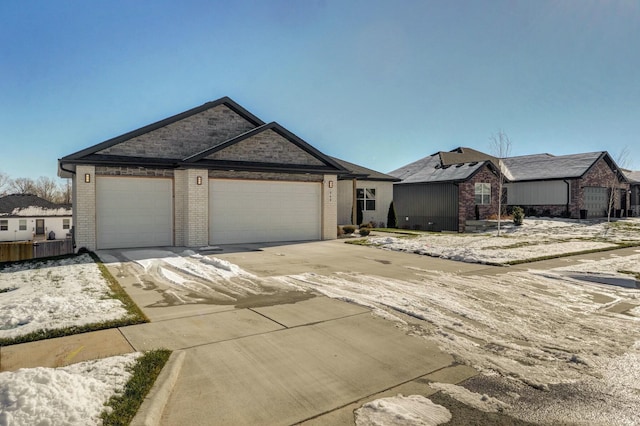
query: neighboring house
503 151 629 219
390 147 630 232
389 148 501 232
624 170 640 216
331 157 400 226
0 194 72 242
58 97 355 251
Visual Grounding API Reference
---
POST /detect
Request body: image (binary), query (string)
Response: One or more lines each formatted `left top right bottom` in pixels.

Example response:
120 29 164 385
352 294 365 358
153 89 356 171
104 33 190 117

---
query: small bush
342 225 356 234
359 228 371 236
512 206 524 226
387 202 398 228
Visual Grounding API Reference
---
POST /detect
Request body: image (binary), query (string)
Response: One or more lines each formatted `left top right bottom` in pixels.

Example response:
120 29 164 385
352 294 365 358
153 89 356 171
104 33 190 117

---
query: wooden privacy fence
0 239 74 263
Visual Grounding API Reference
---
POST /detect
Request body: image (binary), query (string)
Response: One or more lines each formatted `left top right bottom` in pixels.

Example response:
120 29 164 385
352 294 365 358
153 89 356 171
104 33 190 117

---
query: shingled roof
0 194 71 217
330 157 400 182
392 147 623 185
502 152 611 181
389 152 492 184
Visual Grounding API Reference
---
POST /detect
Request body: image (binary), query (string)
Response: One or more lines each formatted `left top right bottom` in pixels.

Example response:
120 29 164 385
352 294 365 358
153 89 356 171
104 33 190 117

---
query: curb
131 350 186 426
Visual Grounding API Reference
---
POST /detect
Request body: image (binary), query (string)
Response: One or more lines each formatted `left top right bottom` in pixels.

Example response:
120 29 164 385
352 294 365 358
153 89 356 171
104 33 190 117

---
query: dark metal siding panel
393 183 459 231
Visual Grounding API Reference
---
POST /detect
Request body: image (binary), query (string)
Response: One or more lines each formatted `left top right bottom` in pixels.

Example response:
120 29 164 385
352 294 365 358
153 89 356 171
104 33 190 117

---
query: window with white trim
475 183 491 205
19 219 27 231
357 188 376 211
63 219 70 230
0 220 7 231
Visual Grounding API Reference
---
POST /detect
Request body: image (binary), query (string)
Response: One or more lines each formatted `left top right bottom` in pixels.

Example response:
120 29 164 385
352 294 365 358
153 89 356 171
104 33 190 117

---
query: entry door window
36 219 45 235
357 188 376 211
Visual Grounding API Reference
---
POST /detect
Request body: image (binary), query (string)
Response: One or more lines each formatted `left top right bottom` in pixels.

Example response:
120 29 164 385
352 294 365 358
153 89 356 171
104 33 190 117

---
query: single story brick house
58 97 390 250
390 147 630 232
0 194 72 242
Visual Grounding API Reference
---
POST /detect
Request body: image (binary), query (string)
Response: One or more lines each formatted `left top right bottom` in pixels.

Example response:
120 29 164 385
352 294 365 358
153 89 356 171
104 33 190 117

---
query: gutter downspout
352 178 357 225
564 180 571 217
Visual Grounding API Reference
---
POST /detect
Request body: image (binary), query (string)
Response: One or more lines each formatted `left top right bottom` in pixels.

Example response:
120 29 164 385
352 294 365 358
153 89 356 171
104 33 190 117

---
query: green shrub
342 225 356 234
512 206 524 226
387 201 398 228
359 228 371 236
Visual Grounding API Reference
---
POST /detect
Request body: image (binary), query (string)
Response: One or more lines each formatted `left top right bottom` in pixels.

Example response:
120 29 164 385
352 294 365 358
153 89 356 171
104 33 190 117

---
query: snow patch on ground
355 394 451 426
0 353 139 426
0 254 129 339
369 218 640 264
429 382 509 413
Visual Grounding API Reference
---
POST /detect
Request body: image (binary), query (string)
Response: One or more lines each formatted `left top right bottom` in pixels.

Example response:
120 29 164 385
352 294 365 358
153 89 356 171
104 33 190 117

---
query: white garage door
96 177 173 249
583 187 608 218
209 179 321 245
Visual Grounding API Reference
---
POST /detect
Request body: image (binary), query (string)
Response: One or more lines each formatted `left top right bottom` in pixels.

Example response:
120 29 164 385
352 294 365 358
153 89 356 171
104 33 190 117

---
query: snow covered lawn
0 254 132 342
0 353 140 425
368 218 640 264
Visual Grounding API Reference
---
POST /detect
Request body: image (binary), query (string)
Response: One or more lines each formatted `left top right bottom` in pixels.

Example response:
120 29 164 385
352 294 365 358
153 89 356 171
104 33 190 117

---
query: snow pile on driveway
355 394 451 426
368 218 640 264
0 353 139 425
100 249 280 306
0 254 129 339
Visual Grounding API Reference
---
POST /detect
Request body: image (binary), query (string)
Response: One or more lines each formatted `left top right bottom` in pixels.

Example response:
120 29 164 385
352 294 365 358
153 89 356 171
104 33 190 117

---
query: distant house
503 151 629 219
390 147 630 232
0 194 72 242
331 157 400 226
624 170 640 217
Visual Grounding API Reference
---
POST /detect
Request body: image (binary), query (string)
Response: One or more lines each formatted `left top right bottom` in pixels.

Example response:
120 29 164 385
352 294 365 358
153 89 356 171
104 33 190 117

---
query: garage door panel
210 180 321 245
96 177 173 249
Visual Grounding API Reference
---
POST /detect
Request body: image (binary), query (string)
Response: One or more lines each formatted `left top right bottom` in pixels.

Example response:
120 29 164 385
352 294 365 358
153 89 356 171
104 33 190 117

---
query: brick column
175 169 209 247
322 175 338 240
74 165 96 251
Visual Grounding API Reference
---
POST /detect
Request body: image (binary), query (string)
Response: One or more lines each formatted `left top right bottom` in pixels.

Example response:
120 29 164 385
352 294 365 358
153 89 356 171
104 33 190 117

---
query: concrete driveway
99 239 480 425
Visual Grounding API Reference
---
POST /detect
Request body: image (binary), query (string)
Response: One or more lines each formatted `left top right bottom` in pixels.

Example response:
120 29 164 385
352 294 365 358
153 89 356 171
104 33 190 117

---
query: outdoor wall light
196 176 202 185
328 180 334 188
84 173 91 183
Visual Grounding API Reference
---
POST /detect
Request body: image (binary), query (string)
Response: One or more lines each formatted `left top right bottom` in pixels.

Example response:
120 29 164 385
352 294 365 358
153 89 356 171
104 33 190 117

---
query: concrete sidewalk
123 297 465 426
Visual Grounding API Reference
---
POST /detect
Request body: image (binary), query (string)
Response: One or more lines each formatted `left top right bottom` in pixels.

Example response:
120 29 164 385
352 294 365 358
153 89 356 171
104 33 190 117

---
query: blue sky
1 0 639 181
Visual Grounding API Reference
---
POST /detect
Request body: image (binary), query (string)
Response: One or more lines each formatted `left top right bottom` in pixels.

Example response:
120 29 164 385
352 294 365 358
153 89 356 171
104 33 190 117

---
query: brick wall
458 165 500 232
97 105 257 159
174 169 209 247
74 165 96 251
322 175 338 240
206 129 325 166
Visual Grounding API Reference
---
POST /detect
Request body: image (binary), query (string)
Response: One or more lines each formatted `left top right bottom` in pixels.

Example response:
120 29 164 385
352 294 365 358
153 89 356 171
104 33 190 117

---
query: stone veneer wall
97 104 257 159
206 130 325 166
95 167 174 177
208 170 323 182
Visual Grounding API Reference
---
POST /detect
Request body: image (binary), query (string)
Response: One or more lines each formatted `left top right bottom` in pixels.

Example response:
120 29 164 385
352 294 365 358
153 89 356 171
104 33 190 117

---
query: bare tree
607 147 630 223
0 171 11 196
34 176 61 202
490 131 512 236
10 177 36 195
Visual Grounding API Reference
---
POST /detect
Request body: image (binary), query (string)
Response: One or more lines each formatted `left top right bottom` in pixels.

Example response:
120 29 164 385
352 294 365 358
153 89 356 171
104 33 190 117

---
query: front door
35 219 45 235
